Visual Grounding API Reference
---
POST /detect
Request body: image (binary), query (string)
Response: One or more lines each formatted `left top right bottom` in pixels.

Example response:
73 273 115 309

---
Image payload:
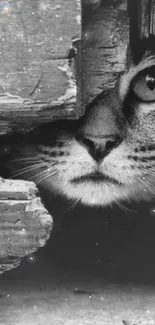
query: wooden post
128 0 155 43
81 0 129 105
81 0 155 104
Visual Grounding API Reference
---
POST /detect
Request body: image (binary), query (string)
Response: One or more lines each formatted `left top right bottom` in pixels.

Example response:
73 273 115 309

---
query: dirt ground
1 203 155 325
1 266 155 325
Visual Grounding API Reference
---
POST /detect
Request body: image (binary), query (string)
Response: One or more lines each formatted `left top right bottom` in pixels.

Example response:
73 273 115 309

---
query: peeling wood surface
0 177 53 259
0 0 81 135
0 0 81 59
0 59 78 134
0 256 21 274
82 0 129 105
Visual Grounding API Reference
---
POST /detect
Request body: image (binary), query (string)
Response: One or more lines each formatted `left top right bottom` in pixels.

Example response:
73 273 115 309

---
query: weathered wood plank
0 59 78 134
81 0 129 105
0 0 81 62
0 0 81 135
0 177 53 258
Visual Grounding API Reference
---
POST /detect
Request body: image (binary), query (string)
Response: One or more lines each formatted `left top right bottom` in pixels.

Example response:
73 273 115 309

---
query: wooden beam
0 59 78 135
0 177 53 258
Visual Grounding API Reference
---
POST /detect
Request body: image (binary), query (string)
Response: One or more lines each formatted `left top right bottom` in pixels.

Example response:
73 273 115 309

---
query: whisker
28 168 52 181
36 170 58 185
115 201 127 213
139 178 155 197
11 163 45 178
146 184 155 196
63 197 81 215
10 158 60 176
101 184 113 209
17 167 55 183
145 169 155 177
10 157 59 164
115 200 136 213
10 157 42 163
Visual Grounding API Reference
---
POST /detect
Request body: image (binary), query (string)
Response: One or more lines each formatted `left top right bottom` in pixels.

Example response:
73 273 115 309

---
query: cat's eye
132 66 155 102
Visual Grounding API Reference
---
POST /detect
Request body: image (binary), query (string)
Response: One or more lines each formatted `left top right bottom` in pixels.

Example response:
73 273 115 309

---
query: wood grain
129 0 155 41
0 59 78 134
0 0 81 135
0 177 53 258
82 0 129 105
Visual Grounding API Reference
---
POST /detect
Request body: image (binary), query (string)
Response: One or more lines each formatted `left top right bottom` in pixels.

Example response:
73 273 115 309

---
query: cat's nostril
105 139 120 152
76 133 122 163
75 134 95 151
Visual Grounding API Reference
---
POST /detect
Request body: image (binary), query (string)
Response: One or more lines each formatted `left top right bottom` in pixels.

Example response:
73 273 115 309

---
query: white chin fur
38 175 153 207
55 181 129 206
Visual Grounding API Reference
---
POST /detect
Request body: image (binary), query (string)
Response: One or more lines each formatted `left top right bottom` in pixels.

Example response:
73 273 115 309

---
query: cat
3 38 155 216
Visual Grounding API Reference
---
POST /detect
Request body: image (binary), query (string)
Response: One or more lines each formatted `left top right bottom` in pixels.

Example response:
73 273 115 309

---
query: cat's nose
76 134 122 163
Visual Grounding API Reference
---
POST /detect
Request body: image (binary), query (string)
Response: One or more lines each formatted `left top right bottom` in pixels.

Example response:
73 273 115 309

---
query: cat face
8 41 155 208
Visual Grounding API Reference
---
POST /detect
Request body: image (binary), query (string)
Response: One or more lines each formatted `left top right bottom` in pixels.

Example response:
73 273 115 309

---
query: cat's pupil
146 74 155 91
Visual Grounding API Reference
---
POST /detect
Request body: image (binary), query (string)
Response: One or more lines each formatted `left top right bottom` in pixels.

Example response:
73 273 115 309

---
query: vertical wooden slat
81 0 129 106
129 0 155 45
